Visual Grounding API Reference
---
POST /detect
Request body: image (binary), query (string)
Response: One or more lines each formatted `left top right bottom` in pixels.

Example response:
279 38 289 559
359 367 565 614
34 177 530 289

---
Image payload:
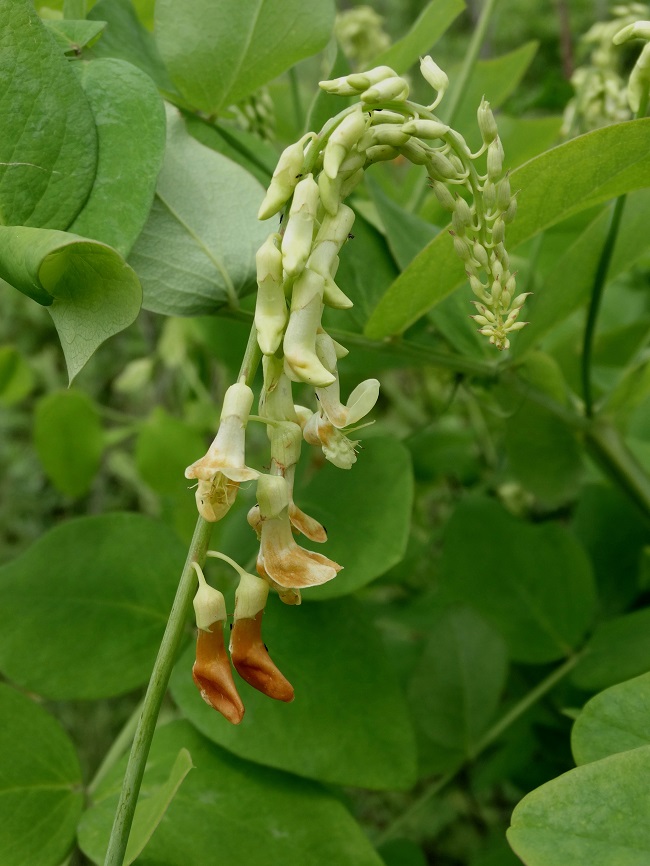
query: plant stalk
103 327 261 866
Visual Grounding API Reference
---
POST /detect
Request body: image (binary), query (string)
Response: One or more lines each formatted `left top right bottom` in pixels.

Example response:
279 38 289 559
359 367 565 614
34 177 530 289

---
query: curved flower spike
185 383 259 486
207 552 294 703
191 563 244 724
256 474 341 588
314 333 380 429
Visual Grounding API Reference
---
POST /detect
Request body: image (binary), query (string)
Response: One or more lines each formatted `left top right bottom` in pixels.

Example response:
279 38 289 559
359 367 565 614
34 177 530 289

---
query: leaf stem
376 651 582 844
103 326 261 866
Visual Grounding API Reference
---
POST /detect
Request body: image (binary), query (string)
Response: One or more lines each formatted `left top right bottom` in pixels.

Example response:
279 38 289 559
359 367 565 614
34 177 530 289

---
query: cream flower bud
430 179 455 210
255 233 287 356
361 76 410 103
472 241 489 268
453 235 472 261
185 382 259 486
453 196 473 229
192 564 227 631
318 171 342 216
304 412 360 470
308 244 354 310
420 55 449 93
284 277 336 386
339 167 365 198
400 139 429 165
258 132 315 221
496 176 511 211
359 124 410 149
428 151 458 180
259 355 298 424
628 42 650 112
318 75 361 96
613 20 650 44
483 179 497 210
487 137 504 181
347 65 398 90
324 108 366 179
281 173 319 276
314 334 380 428
401 118 450 139
477 99 498 144
492 217 505 245
365 144 400 163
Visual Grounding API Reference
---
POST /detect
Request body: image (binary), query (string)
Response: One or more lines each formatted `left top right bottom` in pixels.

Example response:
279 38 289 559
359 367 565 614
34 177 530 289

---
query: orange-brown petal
192 624 245 724
289 501 327 543
230 611 294 702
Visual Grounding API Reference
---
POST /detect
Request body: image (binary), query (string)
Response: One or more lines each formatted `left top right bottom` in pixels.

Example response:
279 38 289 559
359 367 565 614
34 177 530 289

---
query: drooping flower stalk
185 55 522 723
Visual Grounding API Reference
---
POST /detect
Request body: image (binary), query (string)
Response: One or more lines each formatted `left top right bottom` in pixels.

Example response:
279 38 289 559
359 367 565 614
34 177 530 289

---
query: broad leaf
0 513 185 699
170 596 417 790
124 748 193 866
572 672 650 766
408 606 508 773
371 0 465 73
0 345 34 406
78 720 384 866
45 19 107 54
440 497 596 662
572 608 650 691
0 0 97 229
129 107 269 316
70 58 166 257
508 745 650 866
365 118 650 338
33 390 104 498
0 226 142 381
0 684 83 866
155 0 335 114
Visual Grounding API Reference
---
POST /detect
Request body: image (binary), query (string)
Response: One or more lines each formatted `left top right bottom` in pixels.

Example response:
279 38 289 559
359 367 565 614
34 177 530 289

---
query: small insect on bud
420 55 449 98
477 98 498 144
487 137 504 181
361 76 410 103
401 118 450 139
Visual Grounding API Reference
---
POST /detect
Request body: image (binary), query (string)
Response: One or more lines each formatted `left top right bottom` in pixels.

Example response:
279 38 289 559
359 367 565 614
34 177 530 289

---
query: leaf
507 745 650 866
170 596 417 790
129 106 269 316
572 608 650 692
0 513 185 699
33 390 104 497
0 0 97 229
497 115 562 171
513 190 650 357
298 436 414 599
365 118 650 339
0 226 142 381
124 748 193 866
572 672 650 766
69 58 166 257
379 839 429 866
44 18 107 54
408 606 508 773
0 684 83 866
155 0 336 114
440 497 596 663
371 0 465 74
88 0 176 92
78 720 384 866
0 345 34 406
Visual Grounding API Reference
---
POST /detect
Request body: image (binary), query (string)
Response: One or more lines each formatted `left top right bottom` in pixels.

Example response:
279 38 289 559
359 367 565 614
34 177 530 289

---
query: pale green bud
453 196 473 227
258 132 314 220
401 118 450 139
512 292 532 308
477 99 498 144
491 257 504 282
628 42 650 112
504 196 518 224
491 280 503 303
453 235 472 261
483 180 497 210
284 294 336 387
420 55 449 93
505 274 517 295
359 124 410 149
256 473 290 519
318 171 342 216
613 20 650 44
469 274 488 297
255 233 287 356
339 167 365 199
494 243 509 268
324 109 366 179
487 138 504 181
473 241 489 268
338 148 366 175
318 75 360 96
347 65 398 90
430 179 455 210
234 571 269 621
281 174 319 276
361 76 410 103
491 217 505 245
399 139 429 165
193 565 227 631
365 144 400 163
506 321 528 332
496 176 511 211
371 110 408 124
428 151 457 180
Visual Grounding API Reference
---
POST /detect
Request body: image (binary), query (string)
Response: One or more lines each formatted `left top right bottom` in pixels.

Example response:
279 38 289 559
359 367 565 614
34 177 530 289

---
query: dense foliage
2 1 650 865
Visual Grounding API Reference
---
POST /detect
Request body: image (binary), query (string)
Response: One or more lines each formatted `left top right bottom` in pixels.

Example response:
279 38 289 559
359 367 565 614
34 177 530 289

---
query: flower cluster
185 55 521 723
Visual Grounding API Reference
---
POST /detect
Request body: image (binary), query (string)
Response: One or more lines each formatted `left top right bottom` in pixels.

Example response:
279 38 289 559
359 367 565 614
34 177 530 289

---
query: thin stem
585 419 650 522
103 326 262 866
88 697 145 798
377 651 581 844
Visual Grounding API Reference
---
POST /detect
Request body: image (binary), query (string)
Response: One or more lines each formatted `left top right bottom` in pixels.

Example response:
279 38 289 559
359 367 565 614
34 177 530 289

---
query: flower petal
230 611 294 702
192 624 245 724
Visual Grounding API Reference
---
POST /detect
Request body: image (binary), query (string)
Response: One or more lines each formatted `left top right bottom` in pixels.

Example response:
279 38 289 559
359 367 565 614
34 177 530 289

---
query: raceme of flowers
186 56 521 724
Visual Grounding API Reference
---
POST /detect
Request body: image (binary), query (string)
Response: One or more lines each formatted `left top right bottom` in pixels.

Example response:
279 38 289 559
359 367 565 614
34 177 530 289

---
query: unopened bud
365 144 399 163
504 196 518 224
613 20 650 44
483 180 497 210
428 151 457 180
430 179 455 210
193 563 226 631
477 99 498 144
401 118 450 139
255 234 287 355
453 235 472 261
628 43 650 112
420 55 449 94
347 65 397 90
472 241 489 268
399 139 429 165
487 138 504 181
324 108 367 179
258 133 314 220
359 124 410 149
491 217 505 245
361 76 410 103
281 174 319 276
496 175 511 211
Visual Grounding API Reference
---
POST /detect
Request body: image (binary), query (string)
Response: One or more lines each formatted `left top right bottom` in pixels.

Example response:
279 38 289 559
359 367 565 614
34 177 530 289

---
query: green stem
585 419 650 521
88 698 144 798
376 651 581 844
409 0 500 211
103 327 261 866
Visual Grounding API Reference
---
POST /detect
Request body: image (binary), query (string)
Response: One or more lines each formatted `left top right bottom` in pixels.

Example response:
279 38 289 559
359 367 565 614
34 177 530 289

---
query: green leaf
33 390 104 498
45 18 107 54
69 58 166 257
408 606 508 773
508 744 650 866
379 839 428 866
0 226 142 381
0 513 185 699
124 748 193 866
0 345 34 406
0 0 97 229
129 106 269 316
572 608 650 692
365 118 650 339
0 684 83 866
513 190 650 357
155 0 336 115
497 115 563 171
440 497 596 663
88 0 176 92
572 672 650 766
78 720 384 866
371 0 465 74
298 436 414 599
170 596 417 790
